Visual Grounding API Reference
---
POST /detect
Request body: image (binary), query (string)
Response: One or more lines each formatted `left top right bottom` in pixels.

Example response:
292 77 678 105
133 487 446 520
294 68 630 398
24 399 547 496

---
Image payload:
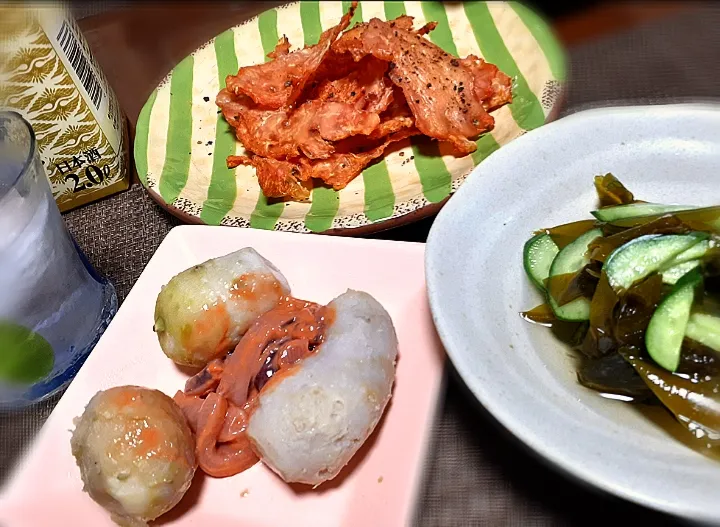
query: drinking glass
0 110 118 407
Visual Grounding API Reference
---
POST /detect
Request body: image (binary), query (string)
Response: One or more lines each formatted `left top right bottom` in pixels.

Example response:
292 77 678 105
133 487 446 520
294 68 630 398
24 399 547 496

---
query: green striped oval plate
134 1 566 233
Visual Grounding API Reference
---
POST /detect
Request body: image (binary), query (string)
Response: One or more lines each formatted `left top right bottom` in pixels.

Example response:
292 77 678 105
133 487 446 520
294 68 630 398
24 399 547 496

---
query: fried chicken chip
369 86 415 139
229 128 419 200
301 128 419 190
217 89 380 160
305 99 381 143
306 20 415 88
267 35 291 60
416 21 439 36
369 116 415 140
227 155 311 201
225 2 357 109
305 49 357 88
461 55 513 112
217 6 515 203
331 15 430 61
345 18 513 155
312 56 394 114
329 24 368 63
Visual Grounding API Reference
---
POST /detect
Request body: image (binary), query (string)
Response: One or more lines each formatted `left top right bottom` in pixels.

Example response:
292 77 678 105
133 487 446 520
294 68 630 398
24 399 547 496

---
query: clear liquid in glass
0 111 117 407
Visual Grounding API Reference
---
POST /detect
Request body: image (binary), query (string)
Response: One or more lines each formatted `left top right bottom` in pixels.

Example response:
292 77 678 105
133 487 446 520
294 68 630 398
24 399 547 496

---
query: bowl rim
425 101 720 523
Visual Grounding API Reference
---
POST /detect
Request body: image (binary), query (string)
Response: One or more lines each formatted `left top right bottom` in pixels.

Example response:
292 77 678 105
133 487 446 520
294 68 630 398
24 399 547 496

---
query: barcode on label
56 21 103 110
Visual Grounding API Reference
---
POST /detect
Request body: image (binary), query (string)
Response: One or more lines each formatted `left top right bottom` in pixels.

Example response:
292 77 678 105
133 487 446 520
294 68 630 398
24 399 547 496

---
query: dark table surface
3 2 720 525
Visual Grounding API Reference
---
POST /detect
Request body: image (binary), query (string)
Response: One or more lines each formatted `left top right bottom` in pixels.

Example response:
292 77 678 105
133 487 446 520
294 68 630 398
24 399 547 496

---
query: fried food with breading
217 2 513 201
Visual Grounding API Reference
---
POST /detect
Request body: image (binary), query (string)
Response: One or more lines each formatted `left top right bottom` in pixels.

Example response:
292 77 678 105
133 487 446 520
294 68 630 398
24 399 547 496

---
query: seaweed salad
522 175 720 457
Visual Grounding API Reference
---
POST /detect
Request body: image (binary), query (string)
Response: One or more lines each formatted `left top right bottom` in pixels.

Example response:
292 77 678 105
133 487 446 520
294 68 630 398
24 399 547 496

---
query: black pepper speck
203 96 210 102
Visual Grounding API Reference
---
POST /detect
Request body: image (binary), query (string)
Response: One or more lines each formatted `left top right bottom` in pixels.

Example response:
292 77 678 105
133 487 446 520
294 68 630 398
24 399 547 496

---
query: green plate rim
134 0 568 234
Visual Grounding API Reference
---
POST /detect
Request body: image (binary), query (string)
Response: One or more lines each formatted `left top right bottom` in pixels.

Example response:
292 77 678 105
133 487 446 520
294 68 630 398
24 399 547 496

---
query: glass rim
0 110 37 201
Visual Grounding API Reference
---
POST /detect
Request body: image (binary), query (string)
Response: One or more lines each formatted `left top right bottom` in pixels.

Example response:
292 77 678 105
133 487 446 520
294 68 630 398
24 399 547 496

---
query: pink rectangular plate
0 226 445 527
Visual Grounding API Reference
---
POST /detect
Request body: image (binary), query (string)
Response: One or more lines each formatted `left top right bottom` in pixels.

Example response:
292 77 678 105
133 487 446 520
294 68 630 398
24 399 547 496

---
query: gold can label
0 4 129 211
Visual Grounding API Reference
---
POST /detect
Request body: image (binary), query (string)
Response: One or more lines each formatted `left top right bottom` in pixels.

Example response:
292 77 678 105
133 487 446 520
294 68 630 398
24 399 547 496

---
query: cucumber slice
661 239 713 268
646 269 703 372
523 234 559 291
661 260 701 285
591 203 697 222
658 239 713 284
685 313 720 352
608 205 720 231
547 228 603 321
604 233 709 292
549 228 603 276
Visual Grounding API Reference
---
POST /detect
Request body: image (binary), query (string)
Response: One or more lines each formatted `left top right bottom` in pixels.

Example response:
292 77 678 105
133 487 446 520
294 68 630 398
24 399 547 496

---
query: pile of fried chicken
216 2 513 202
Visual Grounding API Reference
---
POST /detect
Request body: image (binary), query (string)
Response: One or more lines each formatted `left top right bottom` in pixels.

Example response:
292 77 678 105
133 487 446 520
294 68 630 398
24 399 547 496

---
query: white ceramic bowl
425 104 720 523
